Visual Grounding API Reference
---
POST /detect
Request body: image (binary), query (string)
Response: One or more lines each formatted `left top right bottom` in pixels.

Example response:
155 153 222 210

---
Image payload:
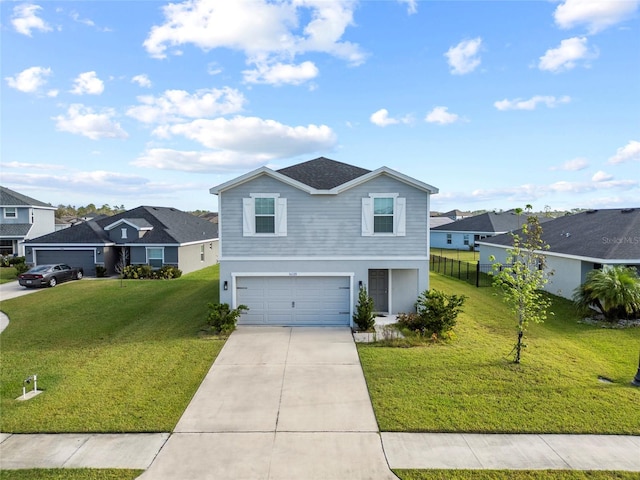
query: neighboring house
431 209 553 250
437 209 472 221
0 186 56 256
478 208 640 299
24 206 219 277
430 216 454 229
209 157 438 327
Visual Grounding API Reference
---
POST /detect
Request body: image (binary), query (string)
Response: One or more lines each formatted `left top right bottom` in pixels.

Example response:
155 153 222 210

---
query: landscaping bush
95 265 107 277
206 303 248 335
398 289 466 337
573 266 640 321
121 265 182 280
14 262 29 275
353 286 376 331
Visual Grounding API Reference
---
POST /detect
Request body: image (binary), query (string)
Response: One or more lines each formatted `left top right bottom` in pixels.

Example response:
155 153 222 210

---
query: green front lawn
0 470 142 480
431 248 479 262
0 266 224 433
0 267 18 284
359 273 640 434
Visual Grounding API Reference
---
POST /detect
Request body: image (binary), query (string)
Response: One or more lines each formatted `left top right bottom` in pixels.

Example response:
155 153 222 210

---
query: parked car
18 264 84 288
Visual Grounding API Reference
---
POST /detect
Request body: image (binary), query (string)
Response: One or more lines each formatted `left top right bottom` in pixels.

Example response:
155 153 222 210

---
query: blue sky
2 0 639 213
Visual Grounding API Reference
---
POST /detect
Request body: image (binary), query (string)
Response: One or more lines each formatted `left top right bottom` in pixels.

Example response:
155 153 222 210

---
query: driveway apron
139 327 398 480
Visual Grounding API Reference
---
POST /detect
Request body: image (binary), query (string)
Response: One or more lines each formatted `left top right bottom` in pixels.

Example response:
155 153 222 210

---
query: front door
368 269 389 312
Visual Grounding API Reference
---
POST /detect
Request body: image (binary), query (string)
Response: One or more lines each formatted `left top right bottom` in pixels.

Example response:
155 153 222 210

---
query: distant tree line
55 204 127 218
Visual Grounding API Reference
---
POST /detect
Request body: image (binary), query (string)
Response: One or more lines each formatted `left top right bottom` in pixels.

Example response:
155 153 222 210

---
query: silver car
18 264 84 288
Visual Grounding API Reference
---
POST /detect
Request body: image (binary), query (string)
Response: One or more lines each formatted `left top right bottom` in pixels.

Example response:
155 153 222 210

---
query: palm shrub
353 286 376 331
398 289 466 337
207 303 249 335
573 266 640 321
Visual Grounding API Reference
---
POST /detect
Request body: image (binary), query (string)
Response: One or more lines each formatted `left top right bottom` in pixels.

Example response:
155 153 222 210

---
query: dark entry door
368 269 389 312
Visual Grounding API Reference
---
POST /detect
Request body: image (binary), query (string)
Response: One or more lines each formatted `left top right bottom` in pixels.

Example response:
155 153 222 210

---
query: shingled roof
277 157 371 190
25 206 218 245
0 186 53 208
433 210 553 234
480 208 640 261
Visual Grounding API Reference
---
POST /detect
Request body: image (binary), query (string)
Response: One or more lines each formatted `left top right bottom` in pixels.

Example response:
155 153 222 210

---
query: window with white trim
147 247 164 269
243 194 287 236
463 234 469 246
4 207 17 219
362 194 406 236
200 244 205 262
446 233 452 245
121 228 128 239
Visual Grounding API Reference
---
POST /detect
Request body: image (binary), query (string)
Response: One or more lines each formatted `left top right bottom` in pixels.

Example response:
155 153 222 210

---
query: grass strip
0 470 142 480
394 470 639 480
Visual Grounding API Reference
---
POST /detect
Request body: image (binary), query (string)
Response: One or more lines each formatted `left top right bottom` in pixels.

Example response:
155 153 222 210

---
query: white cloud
494 95 571 111
5 66 52 93
243 61 319 86
592 170 613 182
538 37 597 72
143 0 365 85
425 106 461 125
550 157 590 171
71 71 105 95
370 109 412 127
444 37 482 75
154 116 337 157
132 148 275 172
608 140 640 164
70 10 95 27
397 0 418 15
207 62 223 76
53 104 128 140
132 74 152 88
127 87 246 124
554 0 640 34
12 4 52 36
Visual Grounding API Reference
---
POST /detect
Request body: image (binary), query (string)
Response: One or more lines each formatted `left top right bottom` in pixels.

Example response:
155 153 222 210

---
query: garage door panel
36 250 96 277
236 276 350 326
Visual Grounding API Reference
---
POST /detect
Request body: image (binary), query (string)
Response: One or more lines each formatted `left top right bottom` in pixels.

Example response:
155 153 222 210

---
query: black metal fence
429 254 496 287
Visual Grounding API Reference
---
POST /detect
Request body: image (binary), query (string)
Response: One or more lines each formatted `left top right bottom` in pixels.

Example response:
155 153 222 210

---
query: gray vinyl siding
2 206 30 223
219 174 429 258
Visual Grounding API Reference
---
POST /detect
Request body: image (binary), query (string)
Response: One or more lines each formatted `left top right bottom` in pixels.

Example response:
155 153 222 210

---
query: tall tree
491 206 552 363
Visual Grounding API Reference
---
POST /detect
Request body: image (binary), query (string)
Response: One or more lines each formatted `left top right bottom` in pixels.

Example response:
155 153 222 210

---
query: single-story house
431 209 553 251
0 186 56 256
210 157 439 326
23 206 219 276
478 208 640 299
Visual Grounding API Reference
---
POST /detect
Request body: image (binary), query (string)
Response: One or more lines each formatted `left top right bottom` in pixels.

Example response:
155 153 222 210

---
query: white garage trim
232 272 354 326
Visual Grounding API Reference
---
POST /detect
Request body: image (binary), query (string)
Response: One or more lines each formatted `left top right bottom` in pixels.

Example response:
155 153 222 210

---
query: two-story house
209 157 438 327
0 186 56 256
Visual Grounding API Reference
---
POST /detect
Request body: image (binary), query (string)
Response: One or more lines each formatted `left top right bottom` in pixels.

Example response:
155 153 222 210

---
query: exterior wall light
224 281 228 290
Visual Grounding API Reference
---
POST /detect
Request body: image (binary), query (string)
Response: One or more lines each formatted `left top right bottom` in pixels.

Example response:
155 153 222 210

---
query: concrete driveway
139 326 398 480
0 280 44 301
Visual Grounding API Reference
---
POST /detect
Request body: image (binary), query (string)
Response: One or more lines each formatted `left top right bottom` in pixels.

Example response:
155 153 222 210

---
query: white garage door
236 276 351 326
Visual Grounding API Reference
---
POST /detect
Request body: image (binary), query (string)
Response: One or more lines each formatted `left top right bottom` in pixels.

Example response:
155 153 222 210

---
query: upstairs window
362 194 406 236
243 194 287 236
4 207 17 219
373 198 394 233
121 228 128 239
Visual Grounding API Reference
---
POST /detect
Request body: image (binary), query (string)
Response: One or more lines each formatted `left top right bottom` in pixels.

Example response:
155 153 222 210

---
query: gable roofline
210 164 438 196
0 185 55 209
104 218 154 231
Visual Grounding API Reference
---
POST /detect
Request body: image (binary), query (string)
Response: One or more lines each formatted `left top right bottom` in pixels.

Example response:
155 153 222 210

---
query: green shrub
573 266 640 321
398 289 466 337
8 256 26 266
353 286 376 331
121 265 182 280
14 262 29 275
95 265 107 277
206 303 249 335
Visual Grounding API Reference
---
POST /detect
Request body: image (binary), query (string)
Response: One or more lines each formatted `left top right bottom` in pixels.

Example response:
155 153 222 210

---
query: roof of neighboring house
0 223 32 237
479 208 640 261
0 186 53 209
432 209 553 234
25 206 218 245
430 217 455 228
277 157 372 190
437 209 472 218
210 157 438 195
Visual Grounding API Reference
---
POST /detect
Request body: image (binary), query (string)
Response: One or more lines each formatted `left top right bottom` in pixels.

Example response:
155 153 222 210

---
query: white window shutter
242 198 255 236
276 198 287 236
362 197 373 236
395 197 406 236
